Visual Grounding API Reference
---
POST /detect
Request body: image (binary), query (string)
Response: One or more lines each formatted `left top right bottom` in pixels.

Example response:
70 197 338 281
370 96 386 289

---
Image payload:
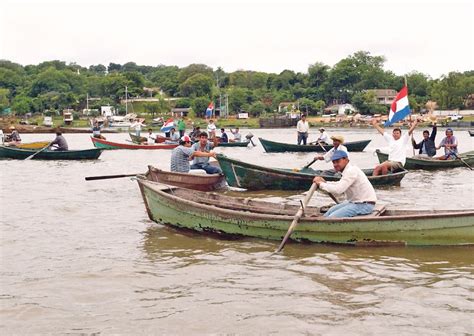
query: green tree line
0 51 472 116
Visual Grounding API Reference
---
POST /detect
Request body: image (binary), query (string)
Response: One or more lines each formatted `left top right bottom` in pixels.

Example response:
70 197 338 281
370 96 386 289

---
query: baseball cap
180 135 191 143
331 150 348 161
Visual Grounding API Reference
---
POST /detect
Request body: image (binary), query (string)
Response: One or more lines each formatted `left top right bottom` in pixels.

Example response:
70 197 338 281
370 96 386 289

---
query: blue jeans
190 163 222 174
297 132 308 145
324 201 374 218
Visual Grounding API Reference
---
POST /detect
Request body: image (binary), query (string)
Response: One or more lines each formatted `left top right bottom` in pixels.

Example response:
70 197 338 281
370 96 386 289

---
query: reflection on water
1 129 473 334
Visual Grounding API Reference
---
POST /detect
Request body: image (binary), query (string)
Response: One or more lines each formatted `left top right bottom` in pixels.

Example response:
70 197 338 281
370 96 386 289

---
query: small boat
91 137 178 150
129 133 170 144
376 149 474 170
5 141 50 149
259 138 371 152
146 165 226 191
469 130 474 137
137 179 474 246
216 154 407 190
217 140 250 147
0 146 102 160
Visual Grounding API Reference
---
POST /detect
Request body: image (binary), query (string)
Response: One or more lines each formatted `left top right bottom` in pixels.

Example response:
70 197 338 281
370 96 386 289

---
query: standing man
412 123 437 158
296 114 309 145
177 117 186 137
207 119 217 140
313 150 377 218
436 128 458 160
371 118 418 175
170 135 216 173
190 132 222 174
314 135 348 162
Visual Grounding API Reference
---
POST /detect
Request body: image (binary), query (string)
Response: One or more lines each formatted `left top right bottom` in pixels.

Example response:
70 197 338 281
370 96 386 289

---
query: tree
175 98 192 108
191 96 211 118
0 88 10 111
12 95 34 115
148 66 180 96
307 62 329 87
179 74 214 97
178 64 213 83
248 101 266 117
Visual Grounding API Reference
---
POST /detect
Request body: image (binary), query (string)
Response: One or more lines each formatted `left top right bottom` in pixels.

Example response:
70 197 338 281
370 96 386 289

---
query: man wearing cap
170 135 217 173
296 115 309 145
436 128 458 160
190 132 222 174
313 150 377 218
371 118 418 176
8 126 21 143
316 128 329 145
314 135 348 162
412 123 437 158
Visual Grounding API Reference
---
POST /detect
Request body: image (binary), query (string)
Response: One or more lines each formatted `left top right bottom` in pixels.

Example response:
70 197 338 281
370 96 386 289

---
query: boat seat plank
356 204 386 218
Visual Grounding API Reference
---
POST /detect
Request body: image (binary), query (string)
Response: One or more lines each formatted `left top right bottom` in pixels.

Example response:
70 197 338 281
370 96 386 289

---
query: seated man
371 118 418 175
313 150 377 218
190 132 222 174
170 135 216 173
316 128 329 145
146 128 156 145
314 135 347 162
165 127 180 144
91 121 106 140
230 128 241 142
50 130 68 151
8 126 21 143
412 123 436 158
219 128 228 143
436 128 458 160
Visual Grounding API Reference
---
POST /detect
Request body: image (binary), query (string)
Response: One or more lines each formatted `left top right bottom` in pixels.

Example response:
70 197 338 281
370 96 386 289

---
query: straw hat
9 126 15 130
330 135 344 143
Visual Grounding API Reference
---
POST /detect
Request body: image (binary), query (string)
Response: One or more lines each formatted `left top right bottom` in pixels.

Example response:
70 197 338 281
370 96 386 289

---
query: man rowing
313 150 377 218
49 130 68 151
314 135 347 162
316 128 330 145
371 118 418 175
436 128 458 160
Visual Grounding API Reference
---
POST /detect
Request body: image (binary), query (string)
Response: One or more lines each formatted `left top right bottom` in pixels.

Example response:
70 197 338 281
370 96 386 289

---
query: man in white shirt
371 118 418 175
313 150 377 218
296 114 309 145
314 135 348 162
317 128 330 144
146 128 156 145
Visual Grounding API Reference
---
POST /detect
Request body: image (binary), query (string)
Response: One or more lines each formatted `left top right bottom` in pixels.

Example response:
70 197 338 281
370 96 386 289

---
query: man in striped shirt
170 135 216 173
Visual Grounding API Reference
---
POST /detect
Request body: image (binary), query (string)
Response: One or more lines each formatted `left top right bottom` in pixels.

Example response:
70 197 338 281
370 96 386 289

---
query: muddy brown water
1 128 473 334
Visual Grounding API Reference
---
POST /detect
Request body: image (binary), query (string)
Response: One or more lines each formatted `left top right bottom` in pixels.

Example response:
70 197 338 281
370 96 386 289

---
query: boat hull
129 133 168 144
259 138 371 152
0 146 102 160
91 137 178 150
138 180 474 246
216 154 407 190
376 149 474 170
469 130 474 137
217 141 250 147
146 165 226 191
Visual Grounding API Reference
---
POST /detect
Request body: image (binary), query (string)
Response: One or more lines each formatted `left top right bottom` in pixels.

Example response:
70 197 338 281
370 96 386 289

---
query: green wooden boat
217 140 250 147
259 138 371 152
216 154 407 190
137 179 474 246
376 149 474 170
0 145 102 160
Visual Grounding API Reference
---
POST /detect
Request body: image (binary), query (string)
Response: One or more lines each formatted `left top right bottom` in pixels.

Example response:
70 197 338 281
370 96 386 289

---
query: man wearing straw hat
314 135 348 162
9 126 21 143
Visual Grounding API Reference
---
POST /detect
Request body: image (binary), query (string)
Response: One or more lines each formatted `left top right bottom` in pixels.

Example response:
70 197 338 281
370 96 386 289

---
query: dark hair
199 131 208 138
221 128 225 131
393 128 402 133
56 131 62 136
423 130 429 135
148 128 153 132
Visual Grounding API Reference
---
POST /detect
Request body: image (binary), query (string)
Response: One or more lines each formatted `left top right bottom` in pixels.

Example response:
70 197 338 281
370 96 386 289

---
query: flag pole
405 76 415 155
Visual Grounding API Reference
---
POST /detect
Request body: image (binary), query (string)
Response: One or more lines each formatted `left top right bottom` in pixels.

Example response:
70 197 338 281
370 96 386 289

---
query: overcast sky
1 0 472 78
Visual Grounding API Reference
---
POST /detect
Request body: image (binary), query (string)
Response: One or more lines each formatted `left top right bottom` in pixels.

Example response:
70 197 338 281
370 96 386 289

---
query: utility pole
125 86 128 114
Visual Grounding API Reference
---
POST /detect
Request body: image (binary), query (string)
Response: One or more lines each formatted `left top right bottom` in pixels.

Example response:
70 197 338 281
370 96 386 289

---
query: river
1 127 473 334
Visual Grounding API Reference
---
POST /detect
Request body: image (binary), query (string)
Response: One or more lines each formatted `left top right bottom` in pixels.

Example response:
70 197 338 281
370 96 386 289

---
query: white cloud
1 0 472 78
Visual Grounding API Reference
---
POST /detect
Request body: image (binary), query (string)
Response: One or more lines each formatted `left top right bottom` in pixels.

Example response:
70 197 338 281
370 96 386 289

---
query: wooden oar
450 151 473 170
309 141 328 152
303 158 317 169
275 183 318 253
85 173 141 181
24 142 52 160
